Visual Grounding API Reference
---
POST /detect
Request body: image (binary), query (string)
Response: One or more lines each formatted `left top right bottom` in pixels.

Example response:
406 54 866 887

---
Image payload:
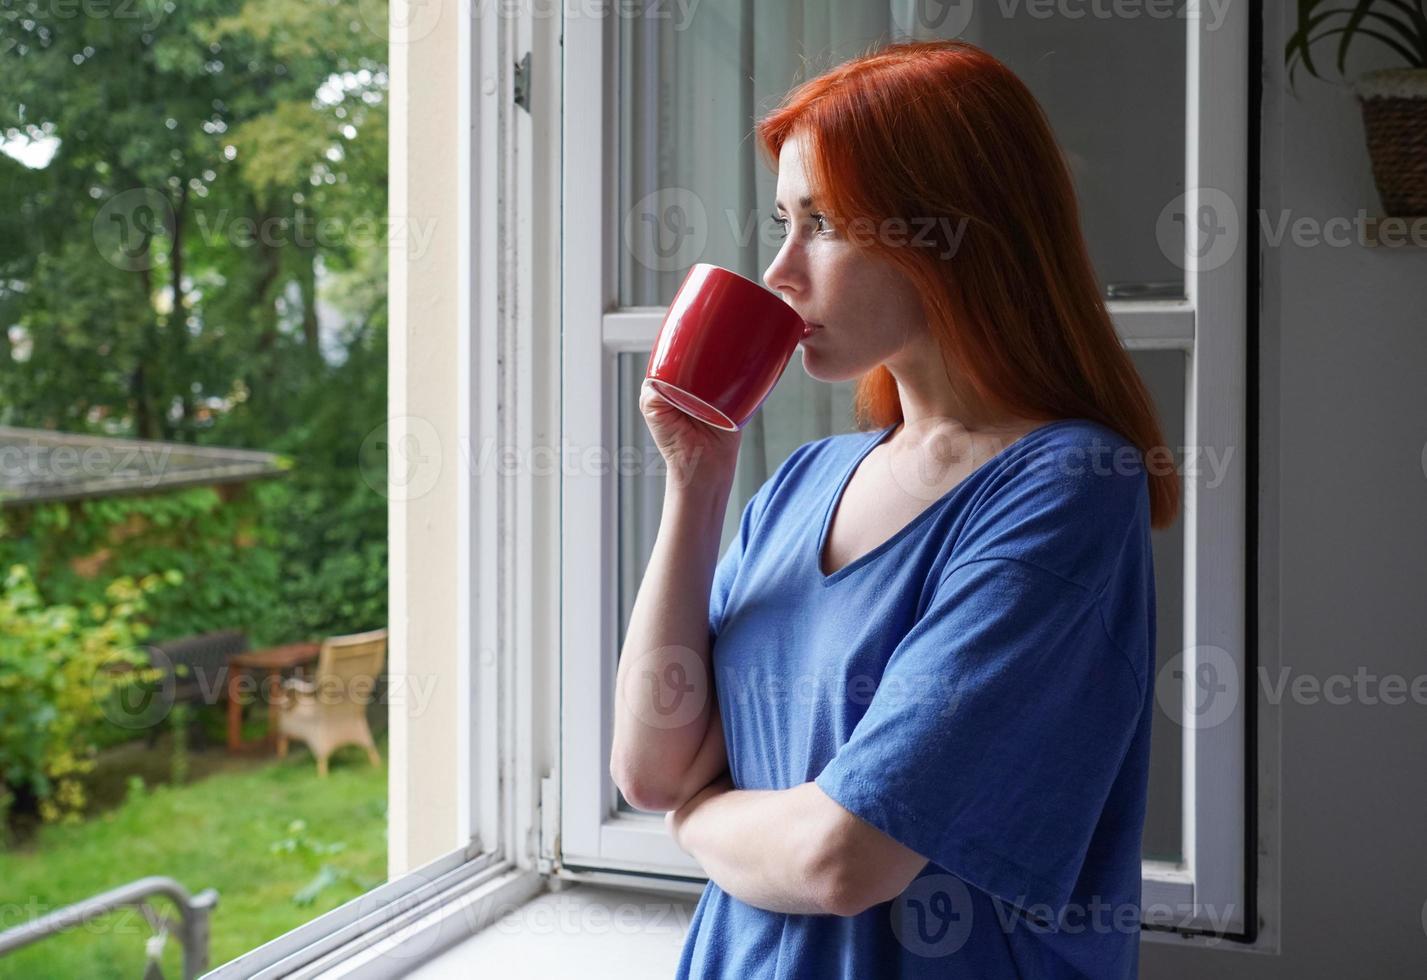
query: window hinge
537 772 559 873
514 51 532 114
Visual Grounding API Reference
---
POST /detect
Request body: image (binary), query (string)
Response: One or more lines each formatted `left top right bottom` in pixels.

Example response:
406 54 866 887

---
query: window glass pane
974 8 1186 297
618 1 1186 308
1131 348 1187 865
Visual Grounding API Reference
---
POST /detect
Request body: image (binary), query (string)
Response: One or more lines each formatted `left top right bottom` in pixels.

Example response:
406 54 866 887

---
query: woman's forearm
668 778 839 915
610 476 734 812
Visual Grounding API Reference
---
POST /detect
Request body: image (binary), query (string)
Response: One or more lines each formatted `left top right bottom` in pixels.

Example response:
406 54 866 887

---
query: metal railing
0 876 218 979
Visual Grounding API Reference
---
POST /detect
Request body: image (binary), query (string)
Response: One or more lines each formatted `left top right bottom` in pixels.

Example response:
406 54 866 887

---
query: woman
611 38 1178 979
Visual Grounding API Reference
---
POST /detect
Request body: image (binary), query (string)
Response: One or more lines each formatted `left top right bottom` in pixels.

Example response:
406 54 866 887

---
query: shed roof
0 426 287 507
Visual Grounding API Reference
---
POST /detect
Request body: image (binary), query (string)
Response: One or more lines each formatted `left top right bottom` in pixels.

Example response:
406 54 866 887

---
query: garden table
225 642 321 753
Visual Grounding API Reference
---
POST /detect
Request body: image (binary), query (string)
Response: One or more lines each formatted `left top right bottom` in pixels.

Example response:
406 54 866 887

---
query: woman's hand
665 770 736 851
640 379 742 492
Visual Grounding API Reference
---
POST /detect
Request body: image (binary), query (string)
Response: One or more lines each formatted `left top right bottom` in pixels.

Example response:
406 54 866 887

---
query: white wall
389 0 563 880
1143 6 1427 976
388 3 462 875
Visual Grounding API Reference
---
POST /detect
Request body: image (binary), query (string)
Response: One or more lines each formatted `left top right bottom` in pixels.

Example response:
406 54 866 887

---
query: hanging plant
1286 0 1427 217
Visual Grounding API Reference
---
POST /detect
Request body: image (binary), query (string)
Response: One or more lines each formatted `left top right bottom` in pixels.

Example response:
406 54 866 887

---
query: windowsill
297 862 1257 977
402 881 698 977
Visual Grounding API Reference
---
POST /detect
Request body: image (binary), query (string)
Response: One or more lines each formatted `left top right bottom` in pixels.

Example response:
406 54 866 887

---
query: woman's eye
769 212 830 239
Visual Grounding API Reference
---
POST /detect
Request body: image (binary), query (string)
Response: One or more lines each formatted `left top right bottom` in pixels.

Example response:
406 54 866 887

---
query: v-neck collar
814 419 1082 586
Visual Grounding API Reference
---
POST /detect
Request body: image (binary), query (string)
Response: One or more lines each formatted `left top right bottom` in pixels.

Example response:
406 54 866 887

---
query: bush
0 484 286 649
0 565 173 825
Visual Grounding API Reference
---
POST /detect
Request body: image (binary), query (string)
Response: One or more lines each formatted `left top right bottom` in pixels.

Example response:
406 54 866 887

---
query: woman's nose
763 240 799 294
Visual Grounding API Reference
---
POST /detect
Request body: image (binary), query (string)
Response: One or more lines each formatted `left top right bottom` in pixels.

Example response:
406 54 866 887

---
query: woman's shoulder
1024 416 1146 464
987 417 1149 497
955 417 1152 591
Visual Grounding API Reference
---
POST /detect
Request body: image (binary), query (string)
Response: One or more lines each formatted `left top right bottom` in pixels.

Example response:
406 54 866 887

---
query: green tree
0 0 388 440
1 0 391 643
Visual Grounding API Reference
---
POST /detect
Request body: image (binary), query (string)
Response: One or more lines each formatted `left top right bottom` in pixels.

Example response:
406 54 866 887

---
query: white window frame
199 1 551 973
558 2 1251 941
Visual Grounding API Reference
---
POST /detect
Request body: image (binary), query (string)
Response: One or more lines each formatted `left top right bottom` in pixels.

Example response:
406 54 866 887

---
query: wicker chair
274 628 387 777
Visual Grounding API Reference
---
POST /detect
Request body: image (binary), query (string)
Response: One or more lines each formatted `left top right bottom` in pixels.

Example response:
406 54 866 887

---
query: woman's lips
801 322 824 339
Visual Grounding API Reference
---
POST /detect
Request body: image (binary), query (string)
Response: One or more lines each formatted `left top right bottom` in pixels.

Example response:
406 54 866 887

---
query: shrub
0 485 284 649
0 565 173 825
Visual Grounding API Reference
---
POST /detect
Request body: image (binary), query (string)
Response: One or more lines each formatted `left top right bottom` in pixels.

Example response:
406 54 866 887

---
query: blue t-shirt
674 418 1157 979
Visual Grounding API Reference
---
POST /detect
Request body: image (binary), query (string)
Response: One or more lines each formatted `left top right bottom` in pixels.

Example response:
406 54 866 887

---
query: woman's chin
798 349 862 385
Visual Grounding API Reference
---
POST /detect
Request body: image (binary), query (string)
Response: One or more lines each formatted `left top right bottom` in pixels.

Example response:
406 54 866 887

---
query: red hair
756 39 1180 530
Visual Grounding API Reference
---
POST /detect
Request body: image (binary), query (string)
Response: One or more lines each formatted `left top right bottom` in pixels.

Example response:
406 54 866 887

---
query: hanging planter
1286 1 1427 218
1355 68 1427 216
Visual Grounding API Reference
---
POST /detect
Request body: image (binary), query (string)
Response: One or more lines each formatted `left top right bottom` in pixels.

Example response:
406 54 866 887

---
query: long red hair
756 39 1180 529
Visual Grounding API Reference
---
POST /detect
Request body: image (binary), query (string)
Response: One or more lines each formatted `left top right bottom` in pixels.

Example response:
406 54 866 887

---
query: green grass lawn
0 734 388 979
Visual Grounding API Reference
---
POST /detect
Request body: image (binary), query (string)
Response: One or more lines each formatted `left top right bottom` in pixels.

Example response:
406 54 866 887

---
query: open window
199 3 549 973
559 1 1250 940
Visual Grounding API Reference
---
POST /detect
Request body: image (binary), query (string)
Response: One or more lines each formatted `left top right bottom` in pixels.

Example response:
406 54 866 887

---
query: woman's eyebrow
774 195 815 213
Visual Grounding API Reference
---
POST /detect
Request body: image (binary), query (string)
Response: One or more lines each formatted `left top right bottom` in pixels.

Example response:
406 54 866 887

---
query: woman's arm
610 474 734 813
667 778 930 917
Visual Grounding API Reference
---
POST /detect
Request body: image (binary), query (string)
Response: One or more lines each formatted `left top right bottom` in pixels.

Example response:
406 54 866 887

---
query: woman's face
762 132 930 383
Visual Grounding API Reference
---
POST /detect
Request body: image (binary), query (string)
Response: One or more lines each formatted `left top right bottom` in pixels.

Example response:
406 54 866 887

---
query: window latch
514 51 532 114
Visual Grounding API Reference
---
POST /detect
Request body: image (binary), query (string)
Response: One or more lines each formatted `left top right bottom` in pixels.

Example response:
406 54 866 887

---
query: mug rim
645 378 741 432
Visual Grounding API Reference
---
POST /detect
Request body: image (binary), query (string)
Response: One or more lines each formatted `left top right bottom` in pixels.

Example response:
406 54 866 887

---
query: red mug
644 263 809 431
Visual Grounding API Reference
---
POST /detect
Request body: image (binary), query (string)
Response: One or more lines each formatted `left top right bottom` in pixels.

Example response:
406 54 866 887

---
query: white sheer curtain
614 0 1183 604
617 3 917 616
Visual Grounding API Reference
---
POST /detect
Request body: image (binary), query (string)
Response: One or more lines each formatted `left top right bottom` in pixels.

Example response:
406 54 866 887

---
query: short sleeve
813 555 1145 918
955 424 1150 590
